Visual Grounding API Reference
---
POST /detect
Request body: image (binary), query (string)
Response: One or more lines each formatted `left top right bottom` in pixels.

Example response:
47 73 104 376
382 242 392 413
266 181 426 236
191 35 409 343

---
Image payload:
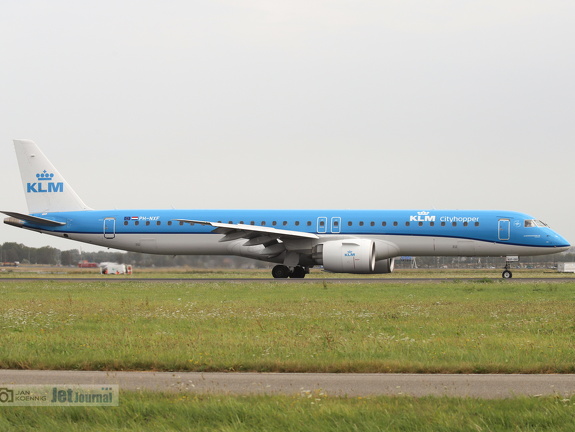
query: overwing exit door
331 217 341 233
317 217 327 233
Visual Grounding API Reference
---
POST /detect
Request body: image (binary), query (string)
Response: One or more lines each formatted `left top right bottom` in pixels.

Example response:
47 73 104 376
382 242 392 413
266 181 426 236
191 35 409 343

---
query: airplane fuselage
4 140 570 279
9 209 569 260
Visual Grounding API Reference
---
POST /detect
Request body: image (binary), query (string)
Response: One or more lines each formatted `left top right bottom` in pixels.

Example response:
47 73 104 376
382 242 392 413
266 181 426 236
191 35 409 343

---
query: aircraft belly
68 233 231 255
348 235 432 256
391 236 559 257
42 231 561 258
386 235 435 255
139 234 229 254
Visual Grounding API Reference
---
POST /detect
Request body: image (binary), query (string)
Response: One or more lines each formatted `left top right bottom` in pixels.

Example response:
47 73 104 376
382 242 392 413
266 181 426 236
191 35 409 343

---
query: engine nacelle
313 239 396 274
373 257 395 274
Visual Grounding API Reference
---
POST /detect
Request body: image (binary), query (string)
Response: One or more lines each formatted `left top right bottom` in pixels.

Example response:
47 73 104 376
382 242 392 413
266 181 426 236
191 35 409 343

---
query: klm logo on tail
27 170 64 193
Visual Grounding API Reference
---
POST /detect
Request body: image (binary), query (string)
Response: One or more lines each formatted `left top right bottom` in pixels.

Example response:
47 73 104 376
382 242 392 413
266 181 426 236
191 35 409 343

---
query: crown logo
417 211 430 216
36 170 55 181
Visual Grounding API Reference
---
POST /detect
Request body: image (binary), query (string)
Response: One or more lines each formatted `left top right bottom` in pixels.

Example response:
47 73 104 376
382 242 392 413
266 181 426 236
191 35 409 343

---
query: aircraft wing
173 219 319 245
1 211 66 227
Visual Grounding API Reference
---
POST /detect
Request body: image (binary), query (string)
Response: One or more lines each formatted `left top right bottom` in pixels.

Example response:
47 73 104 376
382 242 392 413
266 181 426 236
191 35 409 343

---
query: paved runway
1 277 574 283
1 370 574 399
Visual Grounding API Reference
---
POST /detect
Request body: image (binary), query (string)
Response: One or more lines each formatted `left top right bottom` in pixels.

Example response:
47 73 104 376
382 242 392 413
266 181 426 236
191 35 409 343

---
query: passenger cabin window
283 221 288 226
382 222 387 226
307 221 312 226
393 222 398 227
348 221 353 226
319 221 325 227
405 222 410 226
333 221 339 227
370 222 375 226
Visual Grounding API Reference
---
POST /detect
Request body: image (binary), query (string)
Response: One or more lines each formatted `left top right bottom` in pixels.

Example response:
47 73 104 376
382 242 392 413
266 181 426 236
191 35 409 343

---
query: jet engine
312 239 396 274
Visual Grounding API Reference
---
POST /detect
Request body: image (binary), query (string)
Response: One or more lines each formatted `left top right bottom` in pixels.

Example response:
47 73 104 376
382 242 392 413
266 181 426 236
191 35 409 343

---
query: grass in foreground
1 392 575 431
1 279 575 373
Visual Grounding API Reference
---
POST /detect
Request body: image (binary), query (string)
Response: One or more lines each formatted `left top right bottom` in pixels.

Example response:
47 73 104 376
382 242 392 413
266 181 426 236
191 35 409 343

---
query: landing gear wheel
502 270 512 279
272 265 291 279
290 266 306 279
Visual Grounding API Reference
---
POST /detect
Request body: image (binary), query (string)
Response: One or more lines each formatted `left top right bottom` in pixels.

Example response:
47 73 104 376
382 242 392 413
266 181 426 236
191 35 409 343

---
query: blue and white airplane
3 140 570 278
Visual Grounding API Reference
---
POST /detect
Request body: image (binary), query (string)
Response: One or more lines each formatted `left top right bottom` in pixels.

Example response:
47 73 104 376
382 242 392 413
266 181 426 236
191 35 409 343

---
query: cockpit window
525 219 549 228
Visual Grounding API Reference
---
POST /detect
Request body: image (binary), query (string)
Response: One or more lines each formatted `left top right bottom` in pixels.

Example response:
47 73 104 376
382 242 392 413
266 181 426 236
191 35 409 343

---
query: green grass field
1 392 575 431
0 277 574 373
2 276 575 430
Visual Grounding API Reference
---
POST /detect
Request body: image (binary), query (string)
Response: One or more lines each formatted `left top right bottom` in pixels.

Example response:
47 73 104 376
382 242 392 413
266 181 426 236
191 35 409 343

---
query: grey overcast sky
1 1 574 252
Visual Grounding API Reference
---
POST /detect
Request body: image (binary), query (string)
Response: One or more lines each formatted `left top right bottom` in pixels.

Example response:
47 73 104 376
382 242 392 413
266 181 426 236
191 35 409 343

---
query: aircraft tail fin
13 139 92 213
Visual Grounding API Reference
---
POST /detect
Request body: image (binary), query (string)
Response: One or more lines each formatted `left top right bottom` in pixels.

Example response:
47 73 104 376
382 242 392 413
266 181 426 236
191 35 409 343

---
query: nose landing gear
502 256 519 279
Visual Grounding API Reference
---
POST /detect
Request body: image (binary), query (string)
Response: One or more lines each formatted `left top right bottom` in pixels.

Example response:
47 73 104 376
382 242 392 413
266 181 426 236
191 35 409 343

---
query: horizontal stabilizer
1 211 66 226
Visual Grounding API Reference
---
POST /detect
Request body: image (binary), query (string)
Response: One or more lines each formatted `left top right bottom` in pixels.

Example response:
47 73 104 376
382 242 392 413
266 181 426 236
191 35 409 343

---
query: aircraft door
498 219 510 241
104 217 116 239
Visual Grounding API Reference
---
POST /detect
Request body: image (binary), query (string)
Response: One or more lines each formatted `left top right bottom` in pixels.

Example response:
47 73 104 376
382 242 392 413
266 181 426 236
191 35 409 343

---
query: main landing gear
272 265 308 279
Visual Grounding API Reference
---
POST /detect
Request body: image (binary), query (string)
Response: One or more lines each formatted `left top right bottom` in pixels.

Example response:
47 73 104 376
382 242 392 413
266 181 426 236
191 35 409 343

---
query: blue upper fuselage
29 209 570 249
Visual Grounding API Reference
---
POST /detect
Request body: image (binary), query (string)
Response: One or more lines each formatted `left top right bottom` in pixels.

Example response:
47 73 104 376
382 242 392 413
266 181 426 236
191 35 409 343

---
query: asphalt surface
0 277 574 283
1 370 575 399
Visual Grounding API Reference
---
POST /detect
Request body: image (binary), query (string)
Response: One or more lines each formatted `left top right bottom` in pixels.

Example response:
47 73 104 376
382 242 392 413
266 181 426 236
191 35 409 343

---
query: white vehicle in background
557 263 575 273
100 262 132 275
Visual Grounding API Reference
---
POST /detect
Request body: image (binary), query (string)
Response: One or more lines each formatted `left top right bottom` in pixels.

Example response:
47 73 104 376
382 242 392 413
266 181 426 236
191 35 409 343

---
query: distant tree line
0 242 270 269
1 242 573 269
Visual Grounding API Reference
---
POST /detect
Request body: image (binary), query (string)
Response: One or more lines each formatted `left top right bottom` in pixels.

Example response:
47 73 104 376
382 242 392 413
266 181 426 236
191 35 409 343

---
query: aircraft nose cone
550 232 570 251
